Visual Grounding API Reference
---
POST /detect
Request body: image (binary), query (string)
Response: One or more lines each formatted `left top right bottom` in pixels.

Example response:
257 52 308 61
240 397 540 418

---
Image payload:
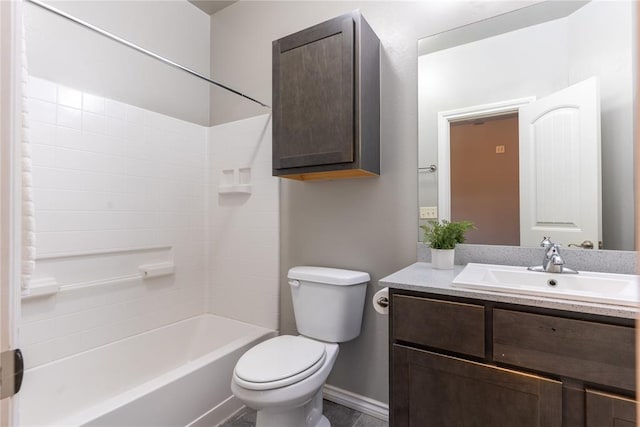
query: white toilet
231 266 370 427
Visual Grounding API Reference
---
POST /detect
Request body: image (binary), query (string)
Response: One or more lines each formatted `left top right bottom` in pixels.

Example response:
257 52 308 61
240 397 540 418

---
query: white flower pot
431 248 455 270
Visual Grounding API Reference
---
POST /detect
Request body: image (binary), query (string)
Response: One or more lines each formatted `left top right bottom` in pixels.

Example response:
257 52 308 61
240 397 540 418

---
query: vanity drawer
392 294 485 358
493 309 635 391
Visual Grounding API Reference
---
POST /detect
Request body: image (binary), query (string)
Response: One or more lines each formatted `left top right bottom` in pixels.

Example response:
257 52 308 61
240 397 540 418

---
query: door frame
436 97 535 221
0 0 24 424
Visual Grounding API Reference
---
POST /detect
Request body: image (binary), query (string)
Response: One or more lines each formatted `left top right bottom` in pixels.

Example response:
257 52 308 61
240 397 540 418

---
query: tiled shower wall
208 115 279 330
20 77 209 368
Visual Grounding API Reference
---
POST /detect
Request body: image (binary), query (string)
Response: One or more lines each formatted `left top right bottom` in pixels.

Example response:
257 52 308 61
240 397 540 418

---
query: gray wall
568 1 635 250
25 0 211 125
210 0 537 404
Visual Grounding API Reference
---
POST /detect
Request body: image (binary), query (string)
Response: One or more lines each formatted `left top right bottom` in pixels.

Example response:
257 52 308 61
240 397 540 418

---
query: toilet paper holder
372 287 389 315
376 296 389 308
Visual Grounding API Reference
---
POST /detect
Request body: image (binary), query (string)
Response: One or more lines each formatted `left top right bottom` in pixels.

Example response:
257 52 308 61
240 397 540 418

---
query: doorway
450 114 520 245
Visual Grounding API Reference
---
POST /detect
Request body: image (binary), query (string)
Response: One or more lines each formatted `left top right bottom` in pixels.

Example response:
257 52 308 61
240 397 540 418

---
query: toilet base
255 389 329 427
255 412 330 427
316 415 330 427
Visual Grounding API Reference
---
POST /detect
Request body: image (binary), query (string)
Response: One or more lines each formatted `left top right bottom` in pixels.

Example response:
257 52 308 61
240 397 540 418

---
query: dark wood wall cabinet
272 10 380 181
390 290 637 427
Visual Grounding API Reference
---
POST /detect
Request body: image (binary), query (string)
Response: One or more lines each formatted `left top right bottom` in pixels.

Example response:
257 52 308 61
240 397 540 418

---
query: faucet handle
551 253 565 266
546 242 561 254
540 236 553 248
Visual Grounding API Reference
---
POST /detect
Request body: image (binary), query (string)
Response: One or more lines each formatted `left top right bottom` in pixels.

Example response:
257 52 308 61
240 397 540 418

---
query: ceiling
188 0 238 15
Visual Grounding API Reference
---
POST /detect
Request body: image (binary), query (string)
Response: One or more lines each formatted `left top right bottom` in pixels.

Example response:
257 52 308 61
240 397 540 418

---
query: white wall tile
53 331 89 360
83 111 106 135
27 76 57 103
28 99 57 124
20 318 54 346
56 127 83 150
207 114 279 330
22 77 209 368
54 148 96 171
57 106 82 130
57 86 82 109
105 117 126 139
83 93 105 115
29 122 56 145
31 144 56 167
125 105 145 123
105 99 127 119
20 294 58 323
22 80 278 371
21 340 57 369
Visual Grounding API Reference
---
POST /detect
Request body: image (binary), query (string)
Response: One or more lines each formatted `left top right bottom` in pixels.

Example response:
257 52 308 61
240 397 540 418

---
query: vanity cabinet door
586 389 636 427
392 344 562 427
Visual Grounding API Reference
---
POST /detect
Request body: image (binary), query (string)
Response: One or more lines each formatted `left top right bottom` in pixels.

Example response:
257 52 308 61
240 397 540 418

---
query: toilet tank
288 266 370 343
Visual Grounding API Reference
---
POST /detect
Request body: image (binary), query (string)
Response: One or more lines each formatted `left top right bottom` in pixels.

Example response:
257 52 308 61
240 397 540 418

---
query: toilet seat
234 335 326 391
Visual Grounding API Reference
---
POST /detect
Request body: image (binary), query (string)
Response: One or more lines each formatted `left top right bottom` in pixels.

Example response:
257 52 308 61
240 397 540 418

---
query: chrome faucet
542 240 564 273
528 237 578 274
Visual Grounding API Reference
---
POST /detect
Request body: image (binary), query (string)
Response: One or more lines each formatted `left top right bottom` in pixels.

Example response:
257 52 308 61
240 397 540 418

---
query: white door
519 77 601 248
1 1 24 424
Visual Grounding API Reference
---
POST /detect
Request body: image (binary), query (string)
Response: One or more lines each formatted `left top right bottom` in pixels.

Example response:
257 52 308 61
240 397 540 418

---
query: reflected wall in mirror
418 0 635 250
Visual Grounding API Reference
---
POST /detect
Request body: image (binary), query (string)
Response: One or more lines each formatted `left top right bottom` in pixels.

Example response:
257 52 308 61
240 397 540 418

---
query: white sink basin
452 263 639 307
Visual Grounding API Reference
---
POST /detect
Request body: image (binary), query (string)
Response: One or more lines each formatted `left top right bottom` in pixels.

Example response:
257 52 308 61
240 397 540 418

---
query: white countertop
379 262 638 320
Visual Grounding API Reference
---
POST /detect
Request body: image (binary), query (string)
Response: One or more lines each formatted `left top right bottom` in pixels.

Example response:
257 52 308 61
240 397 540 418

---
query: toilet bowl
231 336 339 427
230 266 369 427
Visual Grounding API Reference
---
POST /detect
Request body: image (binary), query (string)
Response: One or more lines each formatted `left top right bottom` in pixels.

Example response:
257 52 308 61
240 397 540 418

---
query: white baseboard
323 384 389 422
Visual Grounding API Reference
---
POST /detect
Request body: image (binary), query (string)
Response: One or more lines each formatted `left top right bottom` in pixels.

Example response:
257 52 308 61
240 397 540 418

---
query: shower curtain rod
26 0 271 109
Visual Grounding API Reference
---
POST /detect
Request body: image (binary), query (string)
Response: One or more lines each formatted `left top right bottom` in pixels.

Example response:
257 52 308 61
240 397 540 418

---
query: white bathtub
19 314 276 426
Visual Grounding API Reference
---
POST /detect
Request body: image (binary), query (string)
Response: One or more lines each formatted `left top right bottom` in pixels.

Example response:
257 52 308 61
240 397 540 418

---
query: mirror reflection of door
450 114 520 245
448 77 601 248
518 76 602 248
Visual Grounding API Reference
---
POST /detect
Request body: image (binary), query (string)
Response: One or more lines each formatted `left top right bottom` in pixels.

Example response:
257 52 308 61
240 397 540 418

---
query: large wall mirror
418 0 635 251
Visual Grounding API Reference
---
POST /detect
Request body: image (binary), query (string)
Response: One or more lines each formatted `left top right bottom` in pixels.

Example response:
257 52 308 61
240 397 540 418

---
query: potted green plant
420 219 475 269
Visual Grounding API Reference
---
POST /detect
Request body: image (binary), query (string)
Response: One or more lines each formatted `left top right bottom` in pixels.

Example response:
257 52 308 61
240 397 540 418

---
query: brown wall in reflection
450 114 520 245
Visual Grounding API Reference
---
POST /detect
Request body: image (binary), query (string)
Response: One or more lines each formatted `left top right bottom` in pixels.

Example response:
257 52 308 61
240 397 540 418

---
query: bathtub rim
20 313 276 427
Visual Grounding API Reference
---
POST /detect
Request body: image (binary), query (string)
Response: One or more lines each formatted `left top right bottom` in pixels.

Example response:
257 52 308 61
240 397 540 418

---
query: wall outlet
495 145 506 154
420 206 438 219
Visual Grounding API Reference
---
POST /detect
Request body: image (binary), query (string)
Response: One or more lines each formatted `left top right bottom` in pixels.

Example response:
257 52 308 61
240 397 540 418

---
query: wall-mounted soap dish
21 277 60 299
218 184 252 194
218 167 252 194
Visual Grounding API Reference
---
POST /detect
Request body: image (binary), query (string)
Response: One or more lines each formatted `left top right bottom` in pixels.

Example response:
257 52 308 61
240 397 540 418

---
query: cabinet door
273 13 354 170
586 389 636 427
392 345 562 427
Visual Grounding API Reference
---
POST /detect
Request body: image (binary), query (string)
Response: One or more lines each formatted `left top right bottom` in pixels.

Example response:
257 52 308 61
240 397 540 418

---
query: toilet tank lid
288 266 370 285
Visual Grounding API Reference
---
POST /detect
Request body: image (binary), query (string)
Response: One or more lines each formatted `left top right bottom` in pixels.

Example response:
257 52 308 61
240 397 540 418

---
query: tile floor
220 400 388 427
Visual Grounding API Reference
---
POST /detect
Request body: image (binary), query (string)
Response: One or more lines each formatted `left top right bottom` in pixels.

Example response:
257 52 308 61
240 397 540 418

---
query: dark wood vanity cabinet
272 10 379 181
390 290 637 427
586 389 637 427
393 345 563 426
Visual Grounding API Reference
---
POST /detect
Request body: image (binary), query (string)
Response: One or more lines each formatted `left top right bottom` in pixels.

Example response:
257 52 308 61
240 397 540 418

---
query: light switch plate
420 206 438 219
